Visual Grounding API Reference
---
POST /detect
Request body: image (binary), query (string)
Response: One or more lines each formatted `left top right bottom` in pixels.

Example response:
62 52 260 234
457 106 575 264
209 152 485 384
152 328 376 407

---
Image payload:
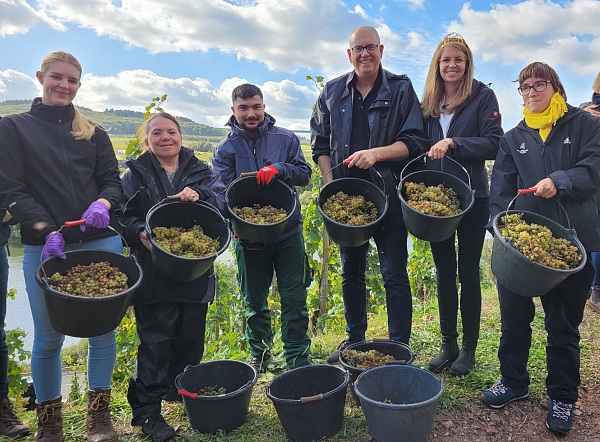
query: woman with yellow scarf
480 62 600 437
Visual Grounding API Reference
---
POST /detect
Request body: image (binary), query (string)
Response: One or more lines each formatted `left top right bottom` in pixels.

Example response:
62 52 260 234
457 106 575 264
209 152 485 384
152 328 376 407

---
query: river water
6 247 80 351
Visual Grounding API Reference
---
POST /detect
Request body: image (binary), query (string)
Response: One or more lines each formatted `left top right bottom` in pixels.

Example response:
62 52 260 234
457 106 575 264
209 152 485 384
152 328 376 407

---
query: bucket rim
225 176 297 227
175 360 258 401
265 364 350 405
398 169 475 220
492 210 587 274
353 365 444 410
317 177 390 228
36 250 142 301
339 340 416 370
145 199 231 261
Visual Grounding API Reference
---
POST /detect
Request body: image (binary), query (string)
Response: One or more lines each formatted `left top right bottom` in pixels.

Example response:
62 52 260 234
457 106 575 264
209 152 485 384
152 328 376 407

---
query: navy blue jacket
310 68 429 226
490 105 600 252
211 113 311 242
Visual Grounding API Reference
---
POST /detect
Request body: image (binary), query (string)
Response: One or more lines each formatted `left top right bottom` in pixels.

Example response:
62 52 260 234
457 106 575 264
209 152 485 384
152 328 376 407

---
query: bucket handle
384 359 407 365
299 393 324 403
178 389 198 399
322 160 387 194
501 187 573 238
39 222 131 280
400 153 472 190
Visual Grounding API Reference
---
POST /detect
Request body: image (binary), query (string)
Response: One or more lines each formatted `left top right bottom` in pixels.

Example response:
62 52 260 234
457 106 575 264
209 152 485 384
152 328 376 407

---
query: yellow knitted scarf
523 92 567 141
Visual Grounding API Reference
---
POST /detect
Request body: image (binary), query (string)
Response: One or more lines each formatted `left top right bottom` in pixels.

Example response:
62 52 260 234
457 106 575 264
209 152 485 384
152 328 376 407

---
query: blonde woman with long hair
421 33 502 377
0 51 122 442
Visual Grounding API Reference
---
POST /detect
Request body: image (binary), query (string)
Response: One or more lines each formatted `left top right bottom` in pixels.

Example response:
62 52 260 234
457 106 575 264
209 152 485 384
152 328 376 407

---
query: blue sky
1 0 599 133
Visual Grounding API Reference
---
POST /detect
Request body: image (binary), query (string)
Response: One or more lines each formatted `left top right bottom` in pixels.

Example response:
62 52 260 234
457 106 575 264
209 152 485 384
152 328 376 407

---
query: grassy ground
9 286 599 441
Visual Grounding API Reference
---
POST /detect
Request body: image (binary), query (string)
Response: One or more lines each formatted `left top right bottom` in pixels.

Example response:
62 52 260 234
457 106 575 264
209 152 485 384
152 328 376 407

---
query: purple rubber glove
42 232 66 261
80 201 110 232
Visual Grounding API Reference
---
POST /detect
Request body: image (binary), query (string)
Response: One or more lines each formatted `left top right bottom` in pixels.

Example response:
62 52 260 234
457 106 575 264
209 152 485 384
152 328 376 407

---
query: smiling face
231 94 265 132
521 77 556 114
347 26 383 78
36 60 81 106
145 115 182 164
439 45 467 88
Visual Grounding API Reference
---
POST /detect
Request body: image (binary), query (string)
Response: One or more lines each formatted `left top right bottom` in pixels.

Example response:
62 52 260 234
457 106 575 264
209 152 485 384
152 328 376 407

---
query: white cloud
32 0 385 76
0 69 37 99
72 70 318 130
452 0 600 75
0 0 64 36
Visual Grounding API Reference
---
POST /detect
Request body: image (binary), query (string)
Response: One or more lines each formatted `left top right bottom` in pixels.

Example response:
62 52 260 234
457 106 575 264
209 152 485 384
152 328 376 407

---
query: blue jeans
23 235 122 402
340 223 411 344
497 256 593 403
592 210 600 288
0 245 8 398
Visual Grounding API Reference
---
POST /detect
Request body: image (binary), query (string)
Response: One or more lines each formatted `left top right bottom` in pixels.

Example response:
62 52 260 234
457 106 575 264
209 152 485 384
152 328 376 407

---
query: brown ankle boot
86 389 117 442
0 396 30 438
35 397 63 441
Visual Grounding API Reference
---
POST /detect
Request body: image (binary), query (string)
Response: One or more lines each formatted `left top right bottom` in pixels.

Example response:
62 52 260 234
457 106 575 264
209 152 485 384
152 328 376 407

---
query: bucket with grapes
145 199 231 282
317 162 389 248
398 154 475 242
36 221 142 338
491 188 587 297
226 175 297 246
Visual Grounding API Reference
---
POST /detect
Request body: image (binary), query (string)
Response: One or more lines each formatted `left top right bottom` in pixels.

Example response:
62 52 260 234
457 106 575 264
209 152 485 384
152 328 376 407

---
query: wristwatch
443 138 454 149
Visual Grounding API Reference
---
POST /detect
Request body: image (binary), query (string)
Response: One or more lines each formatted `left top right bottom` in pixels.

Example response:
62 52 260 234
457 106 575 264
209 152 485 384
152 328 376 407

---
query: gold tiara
438 32 469 50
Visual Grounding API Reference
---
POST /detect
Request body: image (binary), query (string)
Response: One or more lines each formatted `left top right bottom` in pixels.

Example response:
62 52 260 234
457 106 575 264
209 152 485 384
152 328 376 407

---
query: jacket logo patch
563 137 571 144
492 111 500 118
517 143 528 154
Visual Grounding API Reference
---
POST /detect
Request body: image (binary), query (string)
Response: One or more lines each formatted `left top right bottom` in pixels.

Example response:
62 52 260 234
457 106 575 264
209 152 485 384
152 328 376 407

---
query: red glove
256 165 278 186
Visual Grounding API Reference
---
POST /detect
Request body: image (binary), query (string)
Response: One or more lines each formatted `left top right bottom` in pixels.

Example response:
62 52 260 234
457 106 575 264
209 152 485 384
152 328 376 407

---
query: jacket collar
344 67 391 103
29 97 75 122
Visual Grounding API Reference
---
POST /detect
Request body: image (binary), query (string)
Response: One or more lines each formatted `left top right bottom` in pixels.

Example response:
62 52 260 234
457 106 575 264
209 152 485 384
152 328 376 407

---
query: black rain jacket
490 104 600 252
119 147 226 304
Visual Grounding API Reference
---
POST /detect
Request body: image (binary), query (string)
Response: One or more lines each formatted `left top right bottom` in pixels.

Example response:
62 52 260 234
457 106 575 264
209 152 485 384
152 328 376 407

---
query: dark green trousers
234 232 311 368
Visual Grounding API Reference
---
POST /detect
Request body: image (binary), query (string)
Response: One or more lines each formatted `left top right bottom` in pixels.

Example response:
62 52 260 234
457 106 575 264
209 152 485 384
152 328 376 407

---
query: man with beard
211 83 312 372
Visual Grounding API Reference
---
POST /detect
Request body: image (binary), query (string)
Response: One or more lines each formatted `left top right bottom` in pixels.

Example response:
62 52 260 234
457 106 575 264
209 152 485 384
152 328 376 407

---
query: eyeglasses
518 80 551 96
440 57 466 66
350 44 380 55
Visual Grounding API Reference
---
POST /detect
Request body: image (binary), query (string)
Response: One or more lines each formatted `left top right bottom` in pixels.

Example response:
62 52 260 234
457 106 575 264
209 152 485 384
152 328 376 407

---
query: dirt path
428 304 600 442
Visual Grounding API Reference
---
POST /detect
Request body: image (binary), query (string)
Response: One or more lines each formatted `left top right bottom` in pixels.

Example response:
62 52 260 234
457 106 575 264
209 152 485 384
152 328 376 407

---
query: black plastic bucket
398 155 475 242
354 365 444 442
145 200 231 282
226 176 297 245
174 360 258 434
266 364 350 442
339 340 415 405
35 250 142 338
317 178 389 248
491 209 587 297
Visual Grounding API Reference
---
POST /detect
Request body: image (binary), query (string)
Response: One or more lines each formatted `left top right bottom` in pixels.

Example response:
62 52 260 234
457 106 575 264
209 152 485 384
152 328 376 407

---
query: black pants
128 301 208 421
430 197 489 347
498 256 593 403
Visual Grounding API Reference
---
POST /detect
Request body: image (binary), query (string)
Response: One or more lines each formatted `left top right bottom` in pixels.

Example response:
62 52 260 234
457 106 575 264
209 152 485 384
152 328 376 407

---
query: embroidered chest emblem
563 137 571 144
517 143 528 154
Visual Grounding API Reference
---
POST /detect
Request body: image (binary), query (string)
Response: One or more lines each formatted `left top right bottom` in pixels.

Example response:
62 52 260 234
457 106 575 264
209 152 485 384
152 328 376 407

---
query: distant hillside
0 100 228 137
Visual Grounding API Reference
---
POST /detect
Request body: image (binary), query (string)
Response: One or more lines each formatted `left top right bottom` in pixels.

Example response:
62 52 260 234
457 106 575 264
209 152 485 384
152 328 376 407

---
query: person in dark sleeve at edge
0 205 30 439
310 25 429 363
119 112 226 442
211 83 312 373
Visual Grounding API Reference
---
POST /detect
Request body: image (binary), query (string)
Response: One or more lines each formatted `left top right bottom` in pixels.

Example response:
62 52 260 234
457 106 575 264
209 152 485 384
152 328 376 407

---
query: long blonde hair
39 51 96 141
592 72 600 94
421 33 474 118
